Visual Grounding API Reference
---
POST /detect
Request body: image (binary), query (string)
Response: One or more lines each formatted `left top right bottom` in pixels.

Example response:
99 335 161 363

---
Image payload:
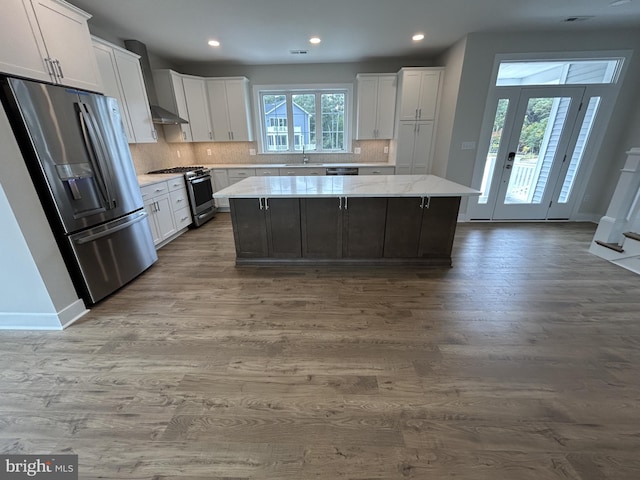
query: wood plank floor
1 215 639 479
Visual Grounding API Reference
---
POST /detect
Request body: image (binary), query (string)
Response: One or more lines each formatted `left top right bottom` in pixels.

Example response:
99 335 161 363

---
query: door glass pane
497 59 622 86
479 98 509 204
263 94 288 151
505 97 571 204
558 97 601 203
292 93 315 151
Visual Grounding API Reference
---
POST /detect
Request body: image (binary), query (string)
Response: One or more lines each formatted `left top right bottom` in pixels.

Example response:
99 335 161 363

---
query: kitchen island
213 175 480 266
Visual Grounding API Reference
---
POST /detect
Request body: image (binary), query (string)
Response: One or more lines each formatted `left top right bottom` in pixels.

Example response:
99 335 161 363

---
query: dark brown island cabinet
220 175 479 266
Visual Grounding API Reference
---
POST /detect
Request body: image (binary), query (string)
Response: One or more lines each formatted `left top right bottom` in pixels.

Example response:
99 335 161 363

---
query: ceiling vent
289 49 309 55
563 16 594 23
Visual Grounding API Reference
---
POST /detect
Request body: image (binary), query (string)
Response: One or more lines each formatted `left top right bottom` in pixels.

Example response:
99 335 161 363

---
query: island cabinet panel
230 198 301 258
384 196 460 262
418 196 460 257
342 198 388 258
383 197 424 258
266 198 302 258
300 197 388 259
300 198 343 258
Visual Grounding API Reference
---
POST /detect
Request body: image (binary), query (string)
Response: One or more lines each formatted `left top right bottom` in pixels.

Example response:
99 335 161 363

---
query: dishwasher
325 167 359 175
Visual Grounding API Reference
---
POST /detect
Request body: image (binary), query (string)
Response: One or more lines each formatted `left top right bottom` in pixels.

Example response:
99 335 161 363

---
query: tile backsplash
129 135 390 174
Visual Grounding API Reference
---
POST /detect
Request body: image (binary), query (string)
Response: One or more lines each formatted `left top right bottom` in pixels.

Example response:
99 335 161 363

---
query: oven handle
188 175 212 185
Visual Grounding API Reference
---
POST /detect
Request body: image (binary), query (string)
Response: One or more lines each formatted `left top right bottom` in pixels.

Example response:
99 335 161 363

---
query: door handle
505 164 512 170
507 152 516 162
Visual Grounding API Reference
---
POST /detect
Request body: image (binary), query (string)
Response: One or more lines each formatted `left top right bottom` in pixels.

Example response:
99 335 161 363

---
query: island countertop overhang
213 174 480 198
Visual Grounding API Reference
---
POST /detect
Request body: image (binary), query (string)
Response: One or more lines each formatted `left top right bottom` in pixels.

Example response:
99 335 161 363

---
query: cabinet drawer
359 166 395 175
170 188 189 212
278 167 325 176
228 168 256 183
167 176 186 192
140 181 169 199
174 206 193 229
255 168 279 176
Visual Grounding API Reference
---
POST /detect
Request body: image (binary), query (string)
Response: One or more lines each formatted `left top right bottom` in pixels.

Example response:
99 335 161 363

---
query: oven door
187 173 216 227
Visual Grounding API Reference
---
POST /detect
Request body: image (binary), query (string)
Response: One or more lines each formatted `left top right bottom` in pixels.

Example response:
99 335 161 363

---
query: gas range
146 166 216 227
147 165 207 179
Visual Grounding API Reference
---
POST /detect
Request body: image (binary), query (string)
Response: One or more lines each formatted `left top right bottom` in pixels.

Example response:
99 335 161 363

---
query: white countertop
213 175 480 198
202 162 393 170
137 173 183 187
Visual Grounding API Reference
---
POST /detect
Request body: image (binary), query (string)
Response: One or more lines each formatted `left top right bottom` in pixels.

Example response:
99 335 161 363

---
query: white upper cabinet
355 73 397 140
397 68 442 121
181 75 213 142
92 37 156 143
206 77 254 142
1 0 100 91
153 69 192 143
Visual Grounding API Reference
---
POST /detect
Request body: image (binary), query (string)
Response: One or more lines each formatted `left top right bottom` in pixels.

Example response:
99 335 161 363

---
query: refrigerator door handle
74 211 148 245
77 103 113 209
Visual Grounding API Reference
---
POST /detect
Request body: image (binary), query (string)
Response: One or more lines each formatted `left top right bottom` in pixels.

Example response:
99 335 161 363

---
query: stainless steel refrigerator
1 77 157 305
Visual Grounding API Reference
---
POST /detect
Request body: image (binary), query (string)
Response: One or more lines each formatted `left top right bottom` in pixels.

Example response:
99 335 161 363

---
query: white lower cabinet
278 167 325 176
140 177 191 247
395 121 435 174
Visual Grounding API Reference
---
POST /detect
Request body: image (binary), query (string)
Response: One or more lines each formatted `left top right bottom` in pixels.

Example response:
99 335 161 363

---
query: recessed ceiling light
309 37 321 44
610 0 631 6
207 40 220 47
412 33 425 42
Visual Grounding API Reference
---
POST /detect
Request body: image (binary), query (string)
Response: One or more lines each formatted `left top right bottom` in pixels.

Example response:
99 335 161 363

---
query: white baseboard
0 299 88 330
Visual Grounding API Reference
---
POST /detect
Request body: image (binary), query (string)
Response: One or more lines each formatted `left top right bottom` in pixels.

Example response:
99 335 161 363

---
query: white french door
471 86 603 220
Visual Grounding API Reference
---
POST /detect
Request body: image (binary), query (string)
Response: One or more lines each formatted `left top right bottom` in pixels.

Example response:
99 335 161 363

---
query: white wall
433 36 467 178
0 105 87 329
443 28 640 218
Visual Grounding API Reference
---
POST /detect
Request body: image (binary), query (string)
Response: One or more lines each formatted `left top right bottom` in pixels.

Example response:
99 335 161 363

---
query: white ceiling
69 0 640 65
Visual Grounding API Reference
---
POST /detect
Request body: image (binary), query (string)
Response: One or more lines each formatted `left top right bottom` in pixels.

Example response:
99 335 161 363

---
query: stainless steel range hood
123 39 188 125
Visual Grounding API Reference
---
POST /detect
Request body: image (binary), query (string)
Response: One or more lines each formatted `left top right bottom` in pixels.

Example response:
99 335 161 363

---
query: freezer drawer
67 210 157 304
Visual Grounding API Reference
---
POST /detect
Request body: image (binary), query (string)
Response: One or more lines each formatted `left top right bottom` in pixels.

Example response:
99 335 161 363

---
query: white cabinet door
206 77 253 142
93 37 156 143
356 74 397 140
93 40 135 141
154 69 191 142
114 49 156 143
182 76 213 142
0 0 50 82
31 0 101 91
355 75 378 139
376 75 397 138
143 198 162 244
397 69 442 121
225 78 253 141
153 194 177 243
395 121 434 175
412 121 434 174
416 72 441 121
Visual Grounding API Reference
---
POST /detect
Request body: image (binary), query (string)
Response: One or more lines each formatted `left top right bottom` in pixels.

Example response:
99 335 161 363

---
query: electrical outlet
383 146 389 154
354 147 361 154
462 141 476 150
249 149 257 156
207 149 212 156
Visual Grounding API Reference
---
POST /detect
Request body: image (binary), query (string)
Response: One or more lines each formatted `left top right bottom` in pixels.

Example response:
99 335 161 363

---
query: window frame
254 83 353 155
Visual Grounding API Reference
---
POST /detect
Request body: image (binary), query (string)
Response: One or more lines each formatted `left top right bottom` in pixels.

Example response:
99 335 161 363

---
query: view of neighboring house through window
259 88 348 153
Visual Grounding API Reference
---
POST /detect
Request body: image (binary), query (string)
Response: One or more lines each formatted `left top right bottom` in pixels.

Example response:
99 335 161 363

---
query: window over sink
256 85 351 154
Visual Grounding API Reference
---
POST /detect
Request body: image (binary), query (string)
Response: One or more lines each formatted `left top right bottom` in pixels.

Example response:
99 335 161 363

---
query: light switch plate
354 147 361 154
249 149 257 156
462 141 476 150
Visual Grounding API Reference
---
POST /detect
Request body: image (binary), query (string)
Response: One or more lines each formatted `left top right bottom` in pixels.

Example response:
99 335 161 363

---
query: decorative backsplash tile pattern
130 135 390 174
